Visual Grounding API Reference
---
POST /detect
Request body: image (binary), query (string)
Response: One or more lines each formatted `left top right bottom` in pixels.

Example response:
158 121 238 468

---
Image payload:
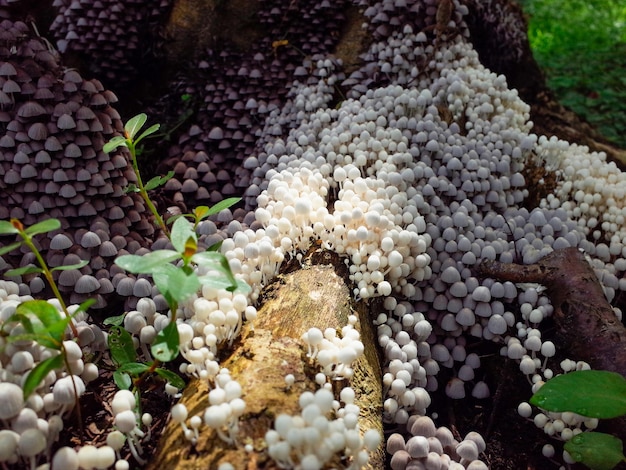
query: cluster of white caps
301 315 364 382
498 284 603 466
265 387 380 470
536 135 626 275
5 4 626 470
0 280 117 469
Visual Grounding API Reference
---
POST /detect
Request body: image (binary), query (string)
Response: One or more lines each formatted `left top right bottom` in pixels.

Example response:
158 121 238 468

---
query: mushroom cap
50 233 73 250
17 428 46 458
52 375 86 405
0 429 19 462
52 446 79 470
75 274 100 293
0 383 23 420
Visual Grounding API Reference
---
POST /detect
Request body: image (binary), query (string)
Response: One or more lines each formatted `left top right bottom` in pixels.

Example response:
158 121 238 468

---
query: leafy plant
519 0 626 147
103 113 248 394
530 370 626 470
1 300 91 399
103 113 173 236
115 215 248 316
107 195 247 392
167 199 242 232
0 218 88 338
108 324 185 391
0 218 95 412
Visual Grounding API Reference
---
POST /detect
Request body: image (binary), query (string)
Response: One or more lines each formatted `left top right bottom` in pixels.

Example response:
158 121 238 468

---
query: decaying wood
147 250 384 470
476 247 626 442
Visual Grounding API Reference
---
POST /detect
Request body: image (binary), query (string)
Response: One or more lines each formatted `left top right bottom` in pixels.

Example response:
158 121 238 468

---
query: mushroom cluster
49 0 173 86
387 416 487 470
265 387 381 470
302 314 364 382
0 280 106 469
1 0 626 468
154 0 350 210
0 19 154 308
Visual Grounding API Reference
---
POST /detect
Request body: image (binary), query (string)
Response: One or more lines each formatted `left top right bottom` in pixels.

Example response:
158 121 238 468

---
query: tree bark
147 250 384 470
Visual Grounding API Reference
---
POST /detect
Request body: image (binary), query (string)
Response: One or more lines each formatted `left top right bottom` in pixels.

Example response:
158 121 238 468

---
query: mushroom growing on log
148 251 384 469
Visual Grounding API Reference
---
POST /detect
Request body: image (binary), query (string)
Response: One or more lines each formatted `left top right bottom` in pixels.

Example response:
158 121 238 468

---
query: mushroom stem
126 435 146 466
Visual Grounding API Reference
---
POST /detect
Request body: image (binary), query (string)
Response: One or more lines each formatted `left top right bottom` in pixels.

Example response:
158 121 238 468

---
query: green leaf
124 183 140 194
51 260 89 272
103 313 126 326
0 220 19 235
14 300 69 347
75 298 96 315
144 171 174 191
530 370 626 419
113 370 132 390
4 265 43 277
206 197 241 217
206 240 223 252
135 123 161 144
197 274 250 293
118 362 150 376
0 241 22 256
103 136 128 153
152 263 200 305
17 300 63 327
124 113 147 140
170 217 197 254
165 213 185 226
192 251 237 288
154 368 185 389
108 326 137 366
151 321 180 362
115 250 179 274
23 354 64 399
24 218 61 236
564 432 626 470
192 206 210 222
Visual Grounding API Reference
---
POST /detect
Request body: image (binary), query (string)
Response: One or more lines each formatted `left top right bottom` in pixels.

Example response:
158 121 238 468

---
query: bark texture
147 251 384 470
476 247 626 442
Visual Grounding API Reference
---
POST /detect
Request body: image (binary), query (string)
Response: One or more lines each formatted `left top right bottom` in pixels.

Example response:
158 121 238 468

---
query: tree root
476 247 626 442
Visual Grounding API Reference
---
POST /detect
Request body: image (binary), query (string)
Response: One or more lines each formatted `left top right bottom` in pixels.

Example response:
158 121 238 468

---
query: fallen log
147 250 384 469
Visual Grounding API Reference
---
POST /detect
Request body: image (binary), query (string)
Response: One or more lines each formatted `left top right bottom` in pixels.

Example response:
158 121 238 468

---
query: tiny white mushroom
52 446 79 470
0 383 24 420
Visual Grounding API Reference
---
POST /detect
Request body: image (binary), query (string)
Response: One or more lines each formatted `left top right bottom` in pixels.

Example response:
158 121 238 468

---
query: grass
518 0 626 148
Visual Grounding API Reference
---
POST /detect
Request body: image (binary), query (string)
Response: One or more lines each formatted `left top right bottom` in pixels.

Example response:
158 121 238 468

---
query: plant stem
133 359 161 390
128 140 170 238
20 233 79 338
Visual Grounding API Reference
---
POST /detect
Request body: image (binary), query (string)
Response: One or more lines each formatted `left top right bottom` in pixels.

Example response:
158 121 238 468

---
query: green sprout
530 370 626 470
0 218 89 338
107 209 248 392
103 113 173 237
103 113 248 395
0 217 94 423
